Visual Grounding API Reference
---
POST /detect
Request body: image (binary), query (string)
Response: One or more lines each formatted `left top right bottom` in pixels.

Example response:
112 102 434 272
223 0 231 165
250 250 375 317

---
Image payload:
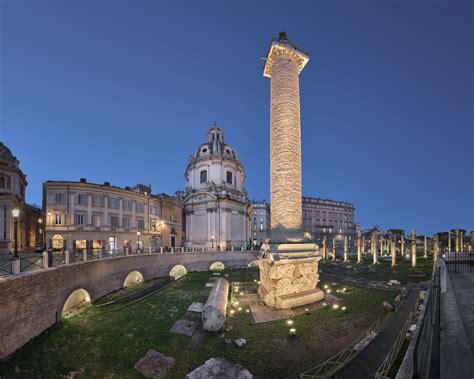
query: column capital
263 33 309 78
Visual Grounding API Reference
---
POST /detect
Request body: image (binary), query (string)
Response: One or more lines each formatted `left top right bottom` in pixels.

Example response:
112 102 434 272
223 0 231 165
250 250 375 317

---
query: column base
258 242 324 309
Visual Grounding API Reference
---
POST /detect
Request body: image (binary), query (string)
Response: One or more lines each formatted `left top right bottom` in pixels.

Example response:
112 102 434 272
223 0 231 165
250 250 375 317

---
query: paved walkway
440 269 474 378
334 287 421 379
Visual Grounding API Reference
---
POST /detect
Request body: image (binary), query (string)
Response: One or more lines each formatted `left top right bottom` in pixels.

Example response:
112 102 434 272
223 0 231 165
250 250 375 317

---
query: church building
181 125 251 250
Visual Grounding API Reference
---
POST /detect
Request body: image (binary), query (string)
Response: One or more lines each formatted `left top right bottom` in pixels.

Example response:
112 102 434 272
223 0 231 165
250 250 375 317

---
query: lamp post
12 208 20 258
137 231 141 254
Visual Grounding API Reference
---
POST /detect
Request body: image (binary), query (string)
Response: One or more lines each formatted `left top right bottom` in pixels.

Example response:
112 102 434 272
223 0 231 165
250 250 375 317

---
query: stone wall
0 251 258 359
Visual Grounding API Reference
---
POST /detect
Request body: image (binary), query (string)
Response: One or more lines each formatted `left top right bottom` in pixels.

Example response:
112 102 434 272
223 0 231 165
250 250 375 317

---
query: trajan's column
258 32 324 309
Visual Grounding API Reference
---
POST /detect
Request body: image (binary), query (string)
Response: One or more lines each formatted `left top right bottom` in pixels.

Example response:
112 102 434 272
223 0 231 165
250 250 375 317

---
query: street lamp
137 231 141 254
12 208 20 258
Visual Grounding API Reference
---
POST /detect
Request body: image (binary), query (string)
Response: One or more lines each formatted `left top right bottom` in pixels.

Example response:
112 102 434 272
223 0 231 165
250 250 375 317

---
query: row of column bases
320 231 440 268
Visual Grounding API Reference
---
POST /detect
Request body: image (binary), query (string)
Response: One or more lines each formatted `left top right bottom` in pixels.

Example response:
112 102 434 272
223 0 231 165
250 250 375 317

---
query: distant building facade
251 200 270 244
181 126 251 250
43 180 182 253
302 196 356 250
0 142 41 254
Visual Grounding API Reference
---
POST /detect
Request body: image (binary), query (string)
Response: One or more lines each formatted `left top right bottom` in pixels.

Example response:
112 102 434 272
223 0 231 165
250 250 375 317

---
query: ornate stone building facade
43 180 182 253
0 142 40 254
181 126 251 250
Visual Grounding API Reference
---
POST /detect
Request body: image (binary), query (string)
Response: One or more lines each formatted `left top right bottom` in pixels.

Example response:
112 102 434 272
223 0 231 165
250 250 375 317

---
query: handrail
300 318 380 378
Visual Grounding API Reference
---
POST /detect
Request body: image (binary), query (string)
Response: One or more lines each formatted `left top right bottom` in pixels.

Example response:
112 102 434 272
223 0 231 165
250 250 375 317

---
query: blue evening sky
1 0 473 235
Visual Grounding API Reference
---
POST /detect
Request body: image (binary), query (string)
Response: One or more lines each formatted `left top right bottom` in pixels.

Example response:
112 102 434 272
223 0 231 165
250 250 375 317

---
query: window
137 218 145 230
75 214 84 225
170 212 177 222
151 219 157 231
200 170 207 184
260 223 263 230
0 177 5 188
136 203 144 213
123 217 130 228
55 193 63 203
93 215 101 227
123 200 133 210
226 171 233 184
54 214 62 225
109 197 118 209
110 216 119 228
150 206 158 215
93 195 103 207
78 194 87 205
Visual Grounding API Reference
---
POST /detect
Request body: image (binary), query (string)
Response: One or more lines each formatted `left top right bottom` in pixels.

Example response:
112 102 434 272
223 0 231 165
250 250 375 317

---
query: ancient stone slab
187 302 204 314
383 301 394 312
135 349 175 379
234 338 246 347
170 319 197 337
186 357 252 379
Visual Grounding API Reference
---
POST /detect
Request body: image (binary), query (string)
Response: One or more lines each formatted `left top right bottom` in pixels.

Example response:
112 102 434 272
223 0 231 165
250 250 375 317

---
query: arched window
0 177 5 189
226 171 233 185
200 170 207 184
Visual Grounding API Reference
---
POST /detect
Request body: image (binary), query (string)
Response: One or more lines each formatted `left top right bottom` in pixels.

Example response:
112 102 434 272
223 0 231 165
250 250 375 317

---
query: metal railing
444 252 474 273
375 311 420 379
0 257 12 276
20 256 43 273
300 319 380 378
0 248 257 277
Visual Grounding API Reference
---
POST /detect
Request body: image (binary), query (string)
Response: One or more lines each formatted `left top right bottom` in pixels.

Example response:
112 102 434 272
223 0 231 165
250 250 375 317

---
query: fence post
11 258 21 274
241 246 244 251
42 251 49 268
83 249 88 262
65 250 70 265
160 247 163 254
171 247 174 253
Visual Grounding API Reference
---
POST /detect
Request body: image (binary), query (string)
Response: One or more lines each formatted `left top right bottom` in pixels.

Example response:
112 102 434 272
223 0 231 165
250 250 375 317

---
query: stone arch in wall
209 261 225 271
123 271 144 287
169 264 187 279
61 288 91 318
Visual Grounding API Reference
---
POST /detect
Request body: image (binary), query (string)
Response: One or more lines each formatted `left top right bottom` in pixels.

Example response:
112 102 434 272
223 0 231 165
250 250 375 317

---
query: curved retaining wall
0 251 259 359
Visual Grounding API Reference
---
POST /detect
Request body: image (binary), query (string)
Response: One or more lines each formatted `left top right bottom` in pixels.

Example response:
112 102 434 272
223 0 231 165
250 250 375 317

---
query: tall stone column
357 233 361 263
259 32 323 309
344 235 348 262
372 234 378 264
391 238 397 267
460 230 464 252
424 236 428 258
362 236 365 256
332 237 336 258
448 230 452 252
433 234 440 267
380 237 384 256
411 229 417 267
322 235 327 259
455 229 460 253
401 234 405 257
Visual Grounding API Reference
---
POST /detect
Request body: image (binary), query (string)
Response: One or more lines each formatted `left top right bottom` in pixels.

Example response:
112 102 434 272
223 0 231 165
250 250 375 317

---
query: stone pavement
334 287 421 379
440 270 474 378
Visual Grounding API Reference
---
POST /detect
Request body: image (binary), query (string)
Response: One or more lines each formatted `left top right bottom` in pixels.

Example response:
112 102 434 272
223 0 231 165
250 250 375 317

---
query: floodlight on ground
289 328 296 336
287 319 293 326
333 304 339 309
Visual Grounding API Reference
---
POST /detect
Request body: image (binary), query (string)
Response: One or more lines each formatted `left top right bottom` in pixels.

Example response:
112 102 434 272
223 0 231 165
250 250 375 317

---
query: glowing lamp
12 208 20 218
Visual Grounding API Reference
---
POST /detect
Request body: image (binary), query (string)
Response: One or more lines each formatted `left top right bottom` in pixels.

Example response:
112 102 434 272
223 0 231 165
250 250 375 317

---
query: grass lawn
0 268 396 379
320 254 434 285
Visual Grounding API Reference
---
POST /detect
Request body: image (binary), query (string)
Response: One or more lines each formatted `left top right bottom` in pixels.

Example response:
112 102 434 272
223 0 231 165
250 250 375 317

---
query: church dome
191 125 240 162
0 142 16 163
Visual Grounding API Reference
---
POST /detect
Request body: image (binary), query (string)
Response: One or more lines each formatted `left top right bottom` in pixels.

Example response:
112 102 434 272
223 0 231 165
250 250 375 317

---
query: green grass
320 254 434 285
0 268 395 379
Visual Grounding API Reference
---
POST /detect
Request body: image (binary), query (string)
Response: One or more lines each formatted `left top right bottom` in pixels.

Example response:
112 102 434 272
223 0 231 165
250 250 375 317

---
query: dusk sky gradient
1 0 473 236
